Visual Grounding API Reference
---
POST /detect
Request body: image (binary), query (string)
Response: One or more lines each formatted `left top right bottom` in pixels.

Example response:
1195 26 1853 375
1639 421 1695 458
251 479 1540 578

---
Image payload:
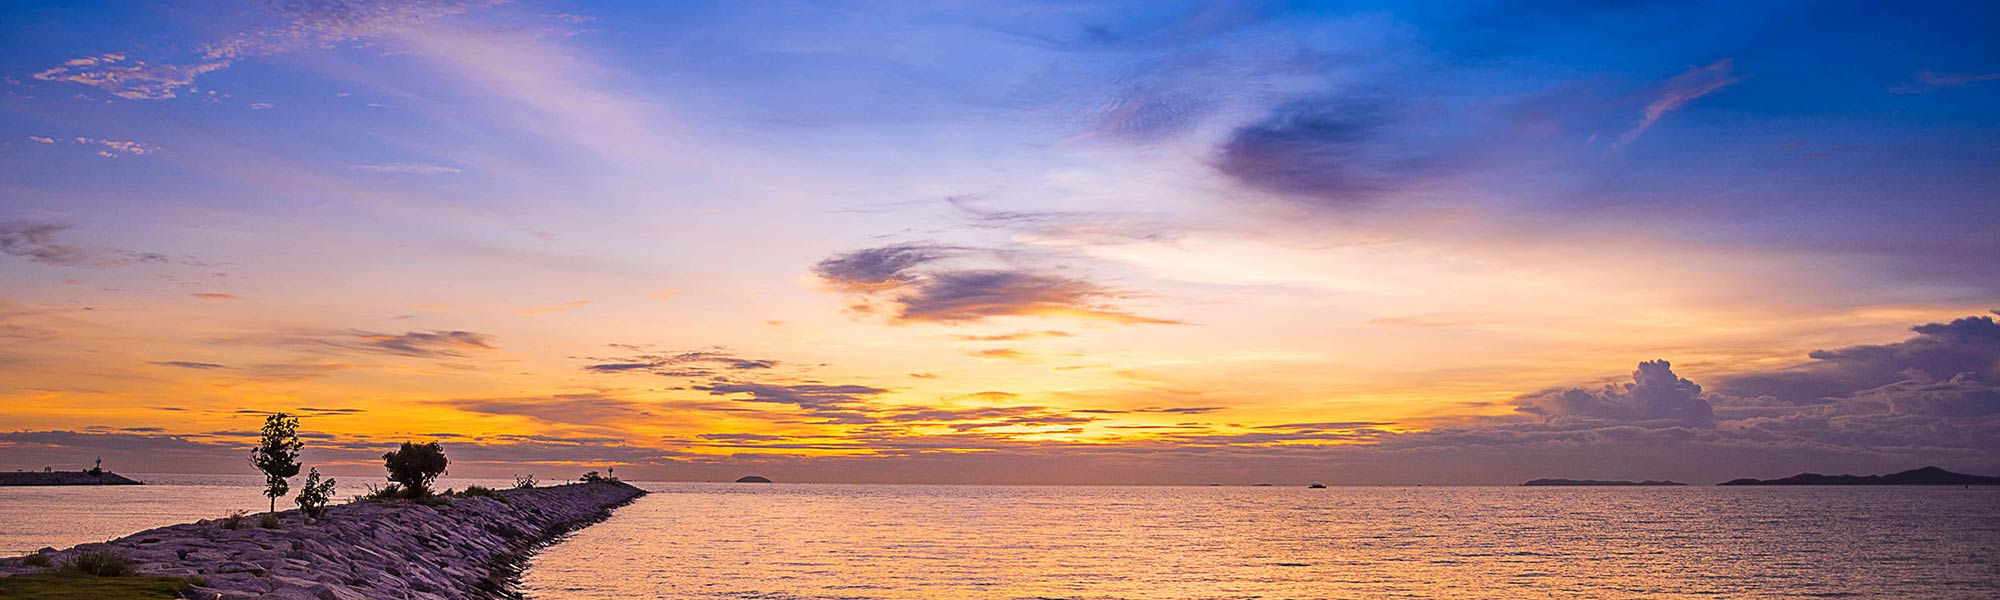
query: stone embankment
0 470 143 486
0 480 646 599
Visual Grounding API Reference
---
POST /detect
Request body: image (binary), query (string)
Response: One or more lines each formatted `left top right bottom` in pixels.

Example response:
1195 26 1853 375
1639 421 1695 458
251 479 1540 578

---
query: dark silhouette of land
1719 466 2000 486
1522 478 1687 486
735 475 773 483
0 470 142 486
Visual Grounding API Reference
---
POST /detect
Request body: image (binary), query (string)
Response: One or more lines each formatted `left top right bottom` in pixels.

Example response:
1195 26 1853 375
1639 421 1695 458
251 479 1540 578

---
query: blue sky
0 1 1996 483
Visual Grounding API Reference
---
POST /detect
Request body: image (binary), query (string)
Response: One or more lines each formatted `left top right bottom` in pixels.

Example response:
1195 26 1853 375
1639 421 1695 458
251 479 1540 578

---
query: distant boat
734 475 773 483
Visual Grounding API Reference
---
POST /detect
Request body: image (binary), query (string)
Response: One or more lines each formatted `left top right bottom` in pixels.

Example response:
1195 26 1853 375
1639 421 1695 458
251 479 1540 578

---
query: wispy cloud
1890 68 2000 94
190 293 240 300
147 360 229 370
1613 58 1742 152
582 349 779 377
517 300 590 315
288 329 499 358
26 136 54 144
952 330 1074 342
31 1 481 100
346 163 463 175
814 244 1177 325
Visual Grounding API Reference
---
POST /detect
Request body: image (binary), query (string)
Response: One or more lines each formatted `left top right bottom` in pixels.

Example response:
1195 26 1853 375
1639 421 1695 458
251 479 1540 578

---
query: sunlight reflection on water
522 483 2000 599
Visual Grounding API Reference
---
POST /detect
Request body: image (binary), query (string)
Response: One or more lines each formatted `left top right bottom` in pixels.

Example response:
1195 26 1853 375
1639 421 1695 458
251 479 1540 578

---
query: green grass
0 572 199 600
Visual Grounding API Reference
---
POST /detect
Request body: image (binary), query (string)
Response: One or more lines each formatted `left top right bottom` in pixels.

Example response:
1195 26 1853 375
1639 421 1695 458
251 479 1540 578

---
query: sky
1 0 1996 485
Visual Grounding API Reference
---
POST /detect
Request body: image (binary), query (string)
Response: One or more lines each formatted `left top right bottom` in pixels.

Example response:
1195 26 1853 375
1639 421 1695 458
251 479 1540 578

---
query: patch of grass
257 512 281 529
61 550 132 577
19 552 51 568
218 510 247 530
0 572 198 600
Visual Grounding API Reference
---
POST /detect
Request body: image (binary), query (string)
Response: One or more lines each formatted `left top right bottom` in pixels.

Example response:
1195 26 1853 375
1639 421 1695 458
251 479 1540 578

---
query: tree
294 468 337 518
382 441 449 498
250 413 303 513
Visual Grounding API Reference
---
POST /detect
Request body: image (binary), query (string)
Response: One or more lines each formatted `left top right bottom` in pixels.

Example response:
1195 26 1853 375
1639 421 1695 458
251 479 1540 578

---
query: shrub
62 550 132 577
580 470 605 482
382 441 449 498
513 474 537 489
294 468 337 518
361 482 403 501
258 512 281 529
461 485 495 497
19 552 51 568
219 510 248 530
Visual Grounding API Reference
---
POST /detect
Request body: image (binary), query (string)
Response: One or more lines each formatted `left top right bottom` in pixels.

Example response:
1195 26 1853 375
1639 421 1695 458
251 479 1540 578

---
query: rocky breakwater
0 480 646 599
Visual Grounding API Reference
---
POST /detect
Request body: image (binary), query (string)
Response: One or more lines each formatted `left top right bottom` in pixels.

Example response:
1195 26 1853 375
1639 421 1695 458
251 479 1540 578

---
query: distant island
735 475 773 483
1719 466 2000 486
1522 478 1686 486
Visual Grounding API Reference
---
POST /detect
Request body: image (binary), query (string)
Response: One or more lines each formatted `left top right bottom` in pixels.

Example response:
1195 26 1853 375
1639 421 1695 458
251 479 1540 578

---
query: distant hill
734 475 773 483
0 470 142 486
1522 478 1686 486
1718 466 2000 486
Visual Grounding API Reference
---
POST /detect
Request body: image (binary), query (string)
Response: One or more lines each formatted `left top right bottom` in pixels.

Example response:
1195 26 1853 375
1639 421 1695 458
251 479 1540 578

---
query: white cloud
72 137 156 157
27 136 55 144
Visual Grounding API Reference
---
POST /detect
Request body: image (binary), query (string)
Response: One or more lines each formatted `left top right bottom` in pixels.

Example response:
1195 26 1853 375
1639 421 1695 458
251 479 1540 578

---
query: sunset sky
2 1 1996 484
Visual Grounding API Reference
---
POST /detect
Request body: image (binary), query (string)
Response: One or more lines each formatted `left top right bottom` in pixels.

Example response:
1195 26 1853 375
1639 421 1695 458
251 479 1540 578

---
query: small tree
382 441 449 498
250 413 303 513
513 474 537 489
295 468 337 518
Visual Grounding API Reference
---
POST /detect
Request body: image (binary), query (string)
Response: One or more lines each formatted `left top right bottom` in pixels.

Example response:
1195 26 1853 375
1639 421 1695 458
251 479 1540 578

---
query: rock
735 475 773 483
0 480 646 599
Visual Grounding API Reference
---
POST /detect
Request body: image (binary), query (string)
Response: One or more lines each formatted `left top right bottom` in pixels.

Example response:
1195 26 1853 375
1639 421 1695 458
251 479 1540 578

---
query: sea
4 475 1997 598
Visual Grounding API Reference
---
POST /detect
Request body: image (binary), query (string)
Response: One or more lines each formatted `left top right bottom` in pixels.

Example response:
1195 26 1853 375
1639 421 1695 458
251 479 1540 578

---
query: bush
580 470 605 482
462 485 495 497
294 468 337 518
219 510 247 530
62 550 132 577
19 551 51 568
361 482 404 501
382 441 449 498
258 512 281 529
513 474 537 489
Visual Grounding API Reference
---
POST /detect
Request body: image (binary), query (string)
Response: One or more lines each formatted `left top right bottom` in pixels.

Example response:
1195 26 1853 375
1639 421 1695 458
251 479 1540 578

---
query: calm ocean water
5 477 1997 598
524 483 2000 599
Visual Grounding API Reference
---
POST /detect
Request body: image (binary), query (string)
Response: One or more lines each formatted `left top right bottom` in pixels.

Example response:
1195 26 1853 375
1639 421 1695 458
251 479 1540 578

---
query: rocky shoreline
0 480 646 599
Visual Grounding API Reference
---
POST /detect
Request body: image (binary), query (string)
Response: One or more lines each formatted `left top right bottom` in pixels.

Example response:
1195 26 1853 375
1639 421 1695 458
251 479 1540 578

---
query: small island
1521 478 1686 486
1718 466 2000 486
735 475 773 483
0 470 142 486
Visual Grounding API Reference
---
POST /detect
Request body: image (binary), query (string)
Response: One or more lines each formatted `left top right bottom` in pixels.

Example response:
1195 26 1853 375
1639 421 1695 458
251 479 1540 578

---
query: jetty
0 470 142 486
0 480 645 599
